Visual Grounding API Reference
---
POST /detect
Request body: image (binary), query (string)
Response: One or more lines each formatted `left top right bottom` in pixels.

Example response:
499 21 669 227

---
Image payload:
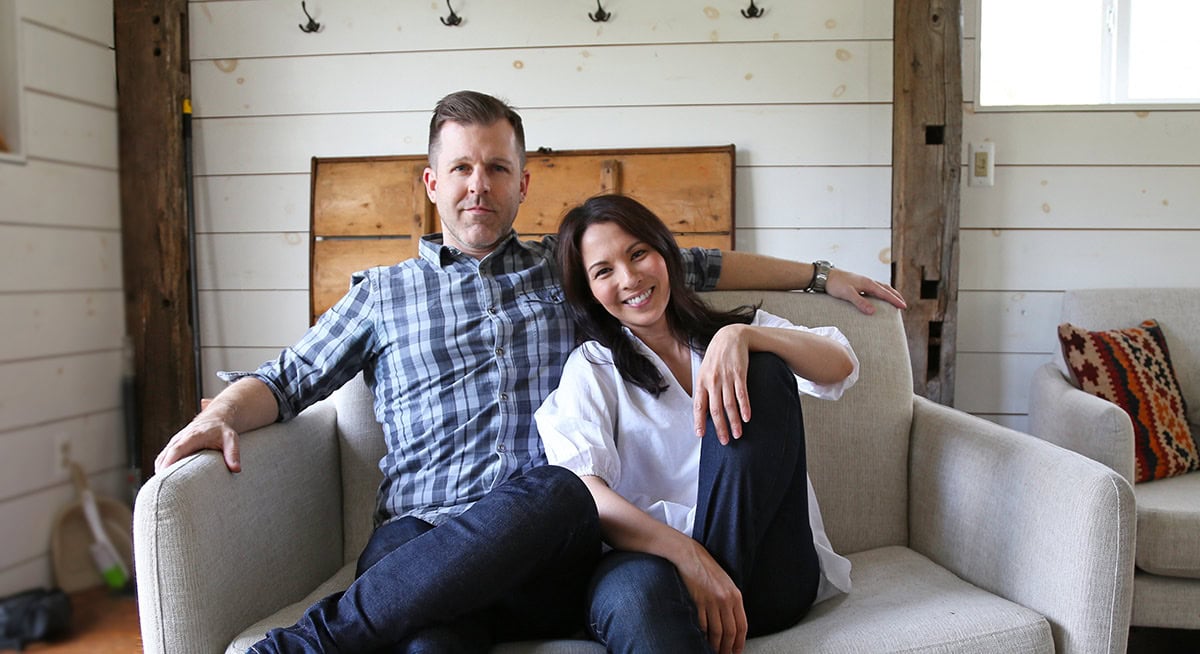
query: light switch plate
968 142 995 187
51 432 73 481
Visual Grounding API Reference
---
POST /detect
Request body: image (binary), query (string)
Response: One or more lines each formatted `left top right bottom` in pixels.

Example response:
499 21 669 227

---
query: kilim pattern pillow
1058 320 1199 483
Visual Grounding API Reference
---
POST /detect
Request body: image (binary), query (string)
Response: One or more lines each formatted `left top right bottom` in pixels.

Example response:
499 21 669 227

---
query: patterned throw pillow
1058 320 1198 483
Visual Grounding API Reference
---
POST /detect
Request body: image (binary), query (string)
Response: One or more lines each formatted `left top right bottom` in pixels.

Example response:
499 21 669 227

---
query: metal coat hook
589 0 612 23
298 1 321 33
440 0 463 26
741 0 765 19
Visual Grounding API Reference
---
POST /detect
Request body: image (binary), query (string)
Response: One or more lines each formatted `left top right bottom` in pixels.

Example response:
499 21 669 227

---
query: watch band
806 260 833 293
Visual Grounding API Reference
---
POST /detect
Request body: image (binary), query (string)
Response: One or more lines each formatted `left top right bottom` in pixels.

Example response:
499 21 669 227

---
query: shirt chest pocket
512 286 572 361
518 286 564 306
515 287 566 323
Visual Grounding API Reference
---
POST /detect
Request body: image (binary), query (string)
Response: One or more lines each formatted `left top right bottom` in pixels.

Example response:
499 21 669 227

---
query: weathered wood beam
114 0 195 479
892 0 963 404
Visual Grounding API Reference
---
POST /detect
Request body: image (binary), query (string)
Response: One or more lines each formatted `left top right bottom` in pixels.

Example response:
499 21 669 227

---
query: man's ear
519 168 530 203
422 167 437 202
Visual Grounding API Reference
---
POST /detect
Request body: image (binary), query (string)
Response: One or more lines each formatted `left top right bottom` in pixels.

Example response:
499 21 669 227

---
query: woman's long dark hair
556 194 757 396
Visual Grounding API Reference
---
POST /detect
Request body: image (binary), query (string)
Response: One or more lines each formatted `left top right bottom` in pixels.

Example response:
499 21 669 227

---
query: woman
535 195 858 654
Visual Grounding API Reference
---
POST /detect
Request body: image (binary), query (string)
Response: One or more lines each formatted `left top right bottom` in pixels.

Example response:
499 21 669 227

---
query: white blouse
535 309 857 603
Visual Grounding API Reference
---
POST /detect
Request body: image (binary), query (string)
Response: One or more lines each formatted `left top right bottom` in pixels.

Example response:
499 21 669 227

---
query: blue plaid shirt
233 232 722 526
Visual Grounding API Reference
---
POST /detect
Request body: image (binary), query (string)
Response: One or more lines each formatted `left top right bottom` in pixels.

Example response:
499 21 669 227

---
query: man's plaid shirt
231 232 722 526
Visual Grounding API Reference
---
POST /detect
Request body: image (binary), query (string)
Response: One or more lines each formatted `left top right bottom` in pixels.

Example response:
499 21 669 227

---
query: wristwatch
806 260 833 294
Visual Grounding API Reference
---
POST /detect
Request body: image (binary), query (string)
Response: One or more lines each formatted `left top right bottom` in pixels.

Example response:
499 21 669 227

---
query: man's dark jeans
587 353 822 653
250 465 601 653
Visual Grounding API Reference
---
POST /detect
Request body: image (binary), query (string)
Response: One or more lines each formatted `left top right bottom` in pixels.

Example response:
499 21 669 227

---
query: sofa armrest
1028 363 1136 482
134 400 344 654
908 397 1134 654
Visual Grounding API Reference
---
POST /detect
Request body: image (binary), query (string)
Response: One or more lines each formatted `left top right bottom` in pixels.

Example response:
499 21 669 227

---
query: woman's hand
694 324 751 444
826 268 907 314
677 539 748 654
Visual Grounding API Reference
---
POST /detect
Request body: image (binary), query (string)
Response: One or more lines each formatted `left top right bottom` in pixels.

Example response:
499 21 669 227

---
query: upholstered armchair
135 291 1134 653
1029 288 1200 631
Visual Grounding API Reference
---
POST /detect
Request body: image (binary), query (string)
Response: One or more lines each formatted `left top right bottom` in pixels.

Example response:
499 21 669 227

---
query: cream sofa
135 291 1134 653
1029 288 1200 630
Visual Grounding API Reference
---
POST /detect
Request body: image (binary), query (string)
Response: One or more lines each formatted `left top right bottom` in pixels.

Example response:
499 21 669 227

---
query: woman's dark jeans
587 352 821 653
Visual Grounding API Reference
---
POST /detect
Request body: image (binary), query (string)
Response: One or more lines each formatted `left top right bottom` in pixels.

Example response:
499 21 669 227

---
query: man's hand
826 268 907 314
694 325 751 444
152 377 278 474
677 539 748 654
155 412 242 474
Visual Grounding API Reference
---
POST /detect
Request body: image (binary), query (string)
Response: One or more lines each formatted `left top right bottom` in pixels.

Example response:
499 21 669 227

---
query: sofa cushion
229 547 1052 654
1058 320 1199 482
738 546 1052 653
227 564 357 653
1134 465 1200 578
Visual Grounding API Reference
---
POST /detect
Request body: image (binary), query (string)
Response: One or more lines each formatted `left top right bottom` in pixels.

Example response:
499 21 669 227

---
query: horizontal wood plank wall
188 0 897 397
957 0 1200 430
309 147 735 322
0 0 127 597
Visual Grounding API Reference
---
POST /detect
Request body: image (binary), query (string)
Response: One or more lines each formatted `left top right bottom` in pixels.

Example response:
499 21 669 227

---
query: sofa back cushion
1062 289 1200 426
333 291 915 561
704 291 913 554
334 373 386 564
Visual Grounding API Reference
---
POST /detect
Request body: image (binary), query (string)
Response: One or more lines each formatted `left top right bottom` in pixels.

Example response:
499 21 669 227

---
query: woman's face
579 221 671 338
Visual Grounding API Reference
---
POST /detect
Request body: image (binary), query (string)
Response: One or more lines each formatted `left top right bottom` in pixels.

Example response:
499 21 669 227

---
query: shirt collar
418 230 521 268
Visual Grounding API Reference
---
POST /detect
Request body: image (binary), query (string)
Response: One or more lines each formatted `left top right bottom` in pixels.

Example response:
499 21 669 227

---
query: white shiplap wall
0 0 126 597
958 0 1200 431
190 0 1200 433
188 0 896 396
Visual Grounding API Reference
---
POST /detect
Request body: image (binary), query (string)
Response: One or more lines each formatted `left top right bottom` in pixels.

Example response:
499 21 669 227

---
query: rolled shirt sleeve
680 247 723 292
218 271 379 422
752 309 859 401
534 344 624 488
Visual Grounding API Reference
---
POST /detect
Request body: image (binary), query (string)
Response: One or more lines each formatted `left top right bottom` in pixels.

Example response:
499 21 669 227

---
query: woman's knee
745 352 796 398
743 352 804 434
700 353 804 473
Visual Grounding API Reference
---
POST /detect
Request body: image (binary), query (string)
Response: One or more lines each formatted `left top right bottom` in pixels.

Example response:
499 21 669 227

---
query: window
0 0 23 162
977 0 1200 109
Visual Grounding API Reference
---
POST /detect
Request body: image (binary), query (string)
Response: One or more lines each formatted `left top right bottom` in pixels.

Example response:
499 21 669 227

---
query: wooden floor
9 587 1200 653
20 587 140 654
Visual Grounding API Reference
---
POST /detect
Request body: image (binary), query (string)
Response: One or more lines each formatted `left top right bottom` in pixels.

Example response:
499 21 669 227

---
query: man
157 90 905 653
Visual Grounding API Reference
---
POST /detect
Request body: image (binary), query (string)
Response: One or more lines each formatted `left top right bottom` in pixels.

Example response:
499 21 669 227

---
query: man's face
423 120 529 259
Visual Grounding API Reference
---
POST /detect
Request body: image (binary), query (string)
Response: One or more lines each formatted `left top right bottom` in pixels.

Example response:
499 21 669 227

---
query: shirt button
495 346 505 357
497 443 507 453
487 306 497 315
499 392 508 401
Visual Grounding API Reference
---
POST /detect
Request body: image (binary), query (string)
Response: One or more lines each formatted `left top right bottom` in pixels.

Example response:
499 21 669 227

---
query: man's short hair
428 91 527 166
